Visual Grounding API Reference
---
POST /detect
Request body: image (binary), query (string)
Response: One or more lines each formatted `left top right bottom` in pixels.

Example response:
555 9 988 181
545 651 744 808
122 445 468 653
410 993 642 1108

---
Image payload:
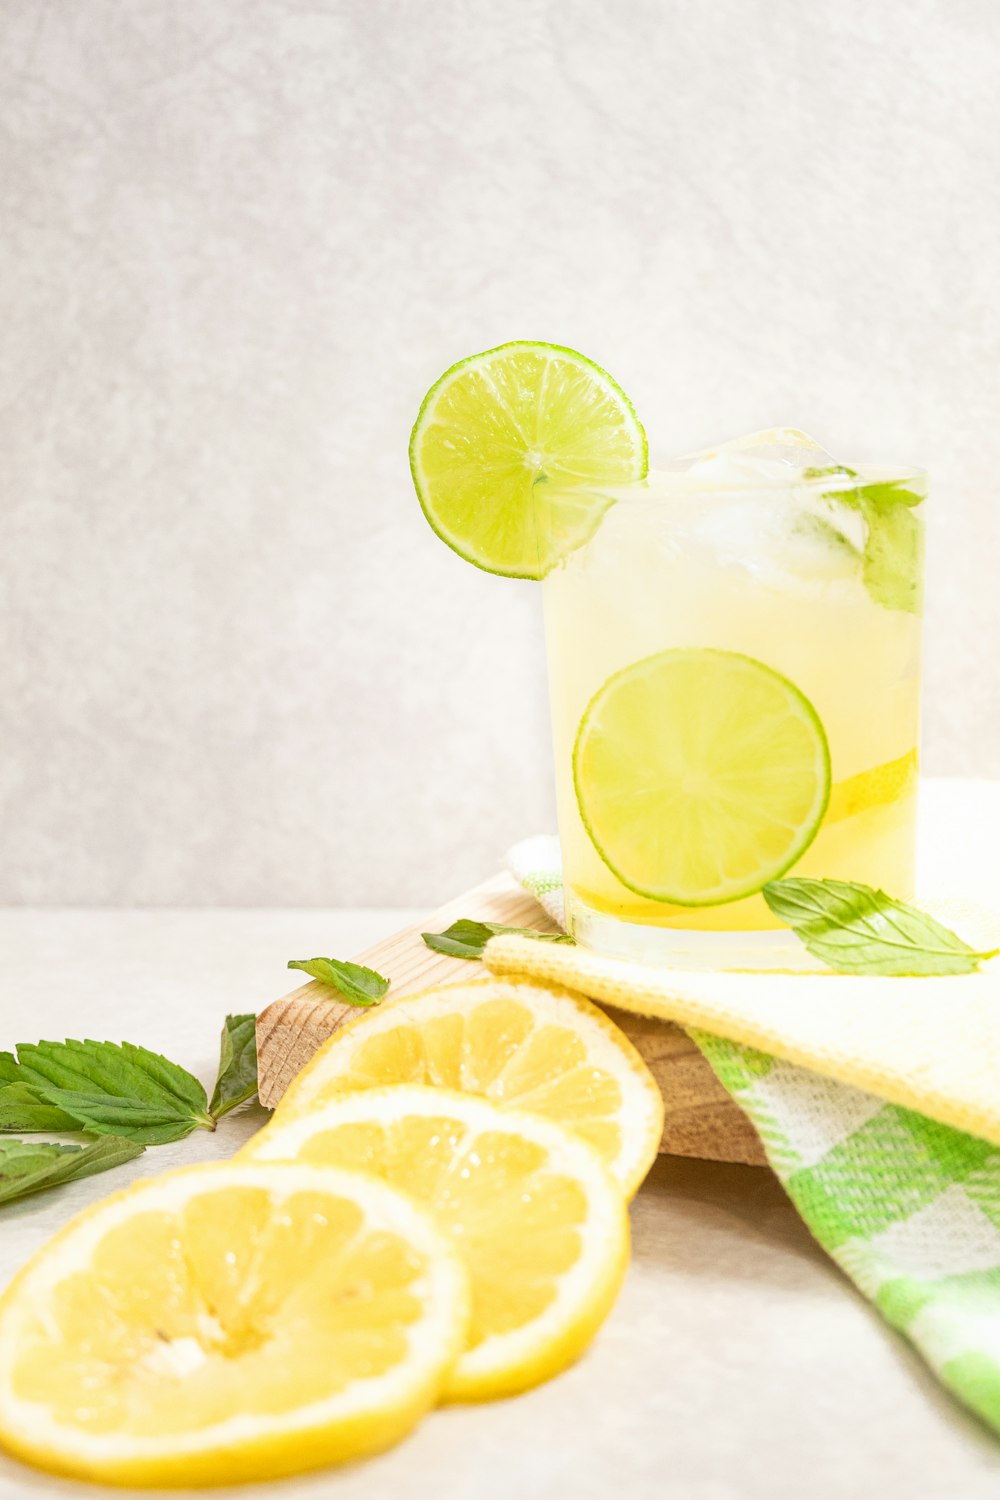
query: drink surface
539 457 925 939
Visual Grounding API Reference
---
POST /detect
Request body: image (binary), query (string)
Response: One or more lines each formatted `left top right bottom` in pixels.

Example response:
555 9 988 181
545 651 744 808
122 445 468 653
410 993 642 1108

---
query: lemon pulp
243 1085 629 1402
276 976 664 1196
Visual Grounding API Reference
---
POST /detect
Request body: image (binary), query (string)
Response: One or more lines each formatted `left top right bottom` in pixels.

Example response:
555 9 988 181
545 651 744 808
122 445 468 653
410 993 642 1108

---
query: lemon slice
826 748 917 824
409 341 647 578
275 976 664 1197
574 648 831 906
0 1162 469 1487
241 1085 629 1401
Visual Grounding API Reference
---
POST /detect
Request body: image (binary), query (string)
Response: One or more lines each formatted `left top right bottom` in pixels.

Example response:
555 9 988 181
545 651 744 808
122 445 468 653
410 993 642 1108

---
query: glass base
566 891 827 973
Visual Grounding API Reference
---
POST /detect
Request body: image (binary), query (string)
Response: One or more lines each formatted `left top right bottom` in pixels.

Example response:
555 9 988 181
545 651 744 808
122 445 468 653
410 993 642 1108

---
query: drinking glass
535 460 926 969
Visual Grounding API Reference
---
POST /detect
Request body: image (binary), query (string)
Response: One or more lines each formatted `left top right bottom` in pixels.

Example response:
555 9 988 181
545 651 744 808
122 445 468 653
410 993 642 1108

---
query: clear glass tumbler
535 459 926 969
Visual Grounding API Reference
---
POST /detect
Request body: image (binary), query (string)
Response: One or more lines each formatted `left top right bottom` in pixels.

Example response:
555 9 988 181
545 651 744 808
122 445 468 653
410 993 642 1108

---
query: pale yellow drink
537 453 925 966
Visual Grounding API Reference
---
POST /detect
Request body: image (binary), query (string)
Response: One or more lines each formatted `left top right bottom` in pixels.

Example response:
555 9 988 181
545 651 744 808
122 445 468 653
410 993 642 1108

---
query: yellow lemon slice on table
574 648 831 907
410 341 646 578
0 1162 469 1487
241 1084 630 1402
275 975 664 1197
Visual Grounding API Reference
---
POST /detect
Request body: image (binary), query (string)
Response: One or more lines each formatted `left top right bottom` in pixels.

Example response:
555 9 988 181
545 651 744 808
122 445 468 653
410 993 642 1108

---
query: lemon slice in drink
826 748 917 824
409 341 647 578
274 976 665 1197
0 1162 469 1487
574 648 831 906
242 1085 629 1402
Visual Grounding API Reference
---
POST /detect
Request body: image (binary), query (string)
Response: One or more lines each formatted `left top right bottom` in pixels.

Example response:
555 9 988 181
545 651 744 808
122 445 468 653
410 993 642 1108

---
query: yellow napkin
484 926 1000 1148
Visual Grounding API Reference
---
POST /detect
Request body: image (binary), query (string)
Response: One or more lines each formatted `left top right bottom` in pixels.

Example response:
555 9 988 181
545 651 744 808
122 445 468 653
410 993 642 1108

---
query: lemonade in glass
535 434 925 965
410 345 925 969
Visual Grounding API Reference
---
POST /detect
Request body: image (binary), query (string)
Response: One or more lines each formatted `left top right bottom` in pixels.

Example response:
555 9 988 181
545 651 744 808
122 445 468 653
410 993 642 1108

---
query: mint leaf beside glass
763 877 998 976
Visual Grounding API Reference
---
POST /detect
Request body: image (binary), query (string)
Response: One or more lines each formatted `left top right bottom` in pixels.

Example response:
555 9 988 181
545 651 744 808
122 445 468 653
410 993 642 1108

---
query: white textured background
2 0 999 907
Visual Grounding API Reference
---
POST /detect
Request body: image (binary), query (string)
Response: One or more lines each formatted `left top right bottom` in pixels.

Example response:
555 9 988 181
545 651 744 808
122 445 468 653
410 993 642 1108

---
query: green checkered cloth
508 835 1000 1436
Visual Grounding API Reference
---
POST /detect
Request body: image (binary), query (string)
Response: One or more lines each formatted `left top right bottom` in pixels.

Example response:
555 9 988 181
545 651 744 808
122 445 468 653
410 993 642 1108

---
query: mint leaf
858 499 923 613
0 1080 81 1133
0 1040 214 1144
9 1039 208 1112
818 477 925 614
815 471 929 606
0 1018 263 1208
209 1014 258 1119
763 877 998 976
422 919 574 961
29 1089 204 1144
857 480 923 510
0 1136 144 1207
288 957 390 1007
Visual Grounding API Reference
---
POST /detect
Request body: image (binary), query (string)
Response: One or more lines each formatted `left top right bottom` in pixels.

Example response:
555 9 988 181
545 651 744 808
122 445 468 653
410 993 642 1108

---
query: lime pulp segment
409 342 647 579
573 649 832 906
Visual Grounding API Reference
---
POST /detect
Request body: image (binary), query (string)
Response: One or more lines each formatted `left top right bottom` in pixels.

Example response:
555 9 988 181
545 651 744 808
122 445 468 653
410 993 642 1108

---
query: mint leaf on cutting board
209 1013 259 1119
288 956 390 1006
763 877 998 976
0 1136 145 1207
422 919 574 961
0 1039 215 1144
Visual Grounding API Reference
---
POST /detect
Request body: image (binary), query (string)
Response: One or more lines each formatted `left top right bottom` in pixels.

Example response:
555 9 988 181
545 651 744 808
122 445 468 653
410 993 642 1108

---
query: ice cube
677 493 860 581
660 432 867 587
673 428 842 484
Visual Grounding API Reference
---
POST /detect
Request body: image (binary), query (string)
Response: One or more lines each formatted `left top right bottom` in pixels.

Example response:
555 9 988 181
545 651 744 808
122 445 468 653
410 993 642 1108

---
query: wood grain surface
255 874 767 1166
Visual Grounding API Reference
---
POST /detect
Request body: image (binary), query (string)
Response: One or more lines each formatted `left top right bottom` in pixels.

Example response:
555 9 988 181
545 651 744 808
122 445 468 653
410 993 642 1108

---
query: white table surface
3 779 1000 1500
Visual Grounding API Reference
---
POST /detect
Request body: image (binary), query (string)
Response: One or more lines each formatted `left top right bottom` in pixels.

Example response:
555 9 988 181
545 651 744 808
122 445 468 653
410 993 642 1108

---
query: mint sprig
422 919 574 961
0 1136 144 1207
288 956 390 1006
763 877 998 976
0 1015 265 1210
0 1018 262 1148
0 1040 215 1144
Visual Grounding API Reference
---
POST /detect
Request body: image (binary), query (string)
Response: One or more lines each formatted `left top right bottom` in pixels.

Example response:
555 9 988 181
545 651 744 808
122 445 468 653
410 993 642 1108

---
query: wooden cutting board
256 873 767 1167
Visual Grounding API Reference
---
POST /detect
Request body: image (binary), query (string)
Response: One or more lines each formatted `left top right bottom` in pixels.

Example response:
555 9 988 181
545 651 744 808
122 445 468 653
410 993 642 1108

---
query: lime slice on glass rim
409 341 647 578
573 649 831 907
